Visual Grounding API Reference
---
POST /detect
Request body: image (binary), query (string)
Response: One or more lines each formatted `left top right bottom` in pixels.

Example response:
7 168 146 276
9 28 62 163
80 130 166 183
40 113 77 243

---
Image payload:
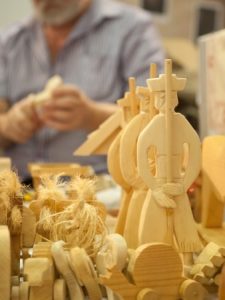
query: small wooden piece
54 279 67 300
195 242 225 268
69 247 102 300
179 279 206 300
51 241 84 300
19 282 29 300
0 226 10 300
219 264 225 300
24 257 55 300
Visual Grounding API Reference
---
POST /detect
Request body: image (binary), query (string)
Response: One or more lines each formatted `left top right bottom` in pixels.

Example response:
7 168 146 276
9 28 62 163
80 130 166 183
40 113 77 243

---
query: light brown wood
51 241 84 300
219 264 225 300
137 59 202 253
201 136 225 228
198 223 225 247
195 242 225 268
101 243 187 300
0 226 11 300
11 286 19 300
22 207 36 248
74 109 123 155
54 279 67 300
19 282 29 300
0 157 11 170
179 279 206 300
34 75 63 106
24 257 55 300
69 247 102 300
120 64 158 248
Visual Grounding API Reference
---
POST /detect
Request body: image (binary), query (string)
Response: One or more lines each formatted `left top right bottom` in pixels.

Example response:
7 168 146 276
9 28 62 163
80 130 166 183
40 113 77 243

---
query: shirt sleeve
121 13 165 90
0 37 8 100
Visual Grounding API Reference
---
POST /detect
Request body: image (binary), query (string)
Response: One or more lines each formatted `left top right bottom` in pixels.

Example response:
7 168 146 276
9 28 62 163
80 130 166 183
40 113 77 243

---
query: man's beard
34 0 82 26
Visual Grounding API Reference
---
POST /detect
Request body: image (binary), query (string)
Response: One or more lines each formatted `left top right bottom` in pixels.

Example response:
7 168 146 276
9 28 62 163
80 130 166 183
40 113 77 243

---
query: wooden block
193 272 213 286
22 207 36 248
190 262 218 278
0 226 11 300
0 157 11 171
214 273 221 286
195 242 225 267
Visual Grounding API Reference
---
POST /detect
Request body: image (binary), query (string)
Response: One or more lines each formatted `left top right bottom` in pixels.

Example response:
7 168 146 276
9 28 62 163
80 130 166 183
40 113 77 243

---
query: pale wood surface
137 60 201 252
201 136 225 228
0 226 10 300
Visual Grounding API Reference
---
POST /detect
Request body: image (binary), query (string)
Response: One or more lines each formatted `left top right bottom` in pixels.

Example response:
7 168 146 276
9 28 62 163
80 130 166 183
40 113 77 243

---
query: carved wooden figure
120 64 158 249
137 59 202 258
108 78 139 235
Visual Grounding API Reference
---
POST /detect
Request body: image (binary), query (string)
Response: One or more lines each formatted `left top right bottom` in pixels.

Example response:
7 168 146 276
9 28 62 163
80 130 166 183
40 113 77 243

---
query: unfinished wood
195 241 225 267
0 226 10 300
74 109 123 155
69 247 102 300
51 241 84 300
24 257 55 300
137 59 202 253
101 243 186 300
120 66 157 248
179 279 206 300
198 224 225 247
11 286 19 300
201 136 225 227
54 279 67 300
34 75 63 106
115 189 133 235
22 207 36 248
19 282 29 300
190 262 218 278
219 264 225 300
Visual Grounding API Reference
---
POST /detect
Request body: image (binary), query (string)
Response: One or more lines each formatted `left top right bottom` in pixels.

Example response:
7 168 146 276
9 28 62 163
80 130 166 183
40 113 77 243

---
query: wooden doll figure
137 60 202 258
119 64 158 249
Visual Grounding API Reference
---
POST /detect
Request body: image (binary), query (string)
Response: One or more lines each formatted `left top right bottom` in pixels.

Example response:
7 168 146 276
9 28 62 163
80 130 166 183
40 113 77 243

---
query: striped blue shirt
0 0 164 179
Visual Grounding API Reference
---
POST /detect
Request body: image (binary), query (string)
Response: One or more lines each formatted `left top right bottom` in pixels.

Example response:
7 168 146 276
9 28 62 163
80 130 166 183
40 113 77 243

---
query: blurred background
1 0 225 133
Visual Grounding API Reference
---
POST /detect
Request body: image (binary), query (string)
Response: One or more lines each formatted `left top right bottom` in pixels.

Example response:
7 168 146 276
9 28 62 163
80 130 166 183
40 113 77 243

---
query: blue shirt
0 0 164 179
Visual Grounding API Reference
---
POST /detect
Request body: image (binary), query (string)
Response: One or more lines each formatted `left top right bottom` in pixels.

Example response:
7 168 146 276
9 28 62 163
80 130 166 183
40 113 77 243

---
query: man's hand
39 85 117 132
0 95 42 144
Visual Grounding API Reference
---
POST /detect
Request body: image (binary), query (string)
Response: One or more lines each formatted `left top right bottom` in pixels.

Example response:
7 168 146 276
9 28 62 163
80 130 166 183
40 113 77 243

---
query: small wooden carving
137 59 202 256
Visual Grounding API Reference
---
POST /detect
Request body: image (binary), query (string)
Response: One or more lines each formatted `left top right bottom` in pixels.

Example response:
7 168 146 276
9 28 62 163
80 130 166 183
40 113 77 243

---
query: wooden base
197 223 225 246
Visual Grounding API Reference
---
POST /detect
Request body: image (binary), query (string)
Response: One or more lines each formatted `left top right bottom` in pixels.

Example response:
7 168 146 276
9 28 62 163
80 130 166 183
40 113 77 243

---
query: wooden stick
0 226 10 300
164 59 174 246
129 77 139 117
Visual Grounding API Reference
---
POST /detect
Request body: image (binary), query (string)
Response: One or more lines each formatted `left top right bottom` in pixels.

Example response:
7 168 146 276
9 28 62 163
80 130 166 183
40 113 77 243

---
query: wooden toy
0 226 10 300
109 78 139 236
51 241 84 300
74 108 123 156
0 157 11 170
100 243 205 300
120 64 158 248
33 75 63 106
96 233 128 300
24 257 55 300
69 247 102 300
137 59 202 259
28 162 93 191
53 279 67 300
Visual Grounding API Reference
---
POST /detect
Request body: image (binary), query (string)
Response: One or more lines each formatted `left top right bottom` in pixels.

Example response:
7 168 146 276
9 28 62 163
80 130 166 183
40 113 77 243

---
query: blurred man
0 0 164 180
